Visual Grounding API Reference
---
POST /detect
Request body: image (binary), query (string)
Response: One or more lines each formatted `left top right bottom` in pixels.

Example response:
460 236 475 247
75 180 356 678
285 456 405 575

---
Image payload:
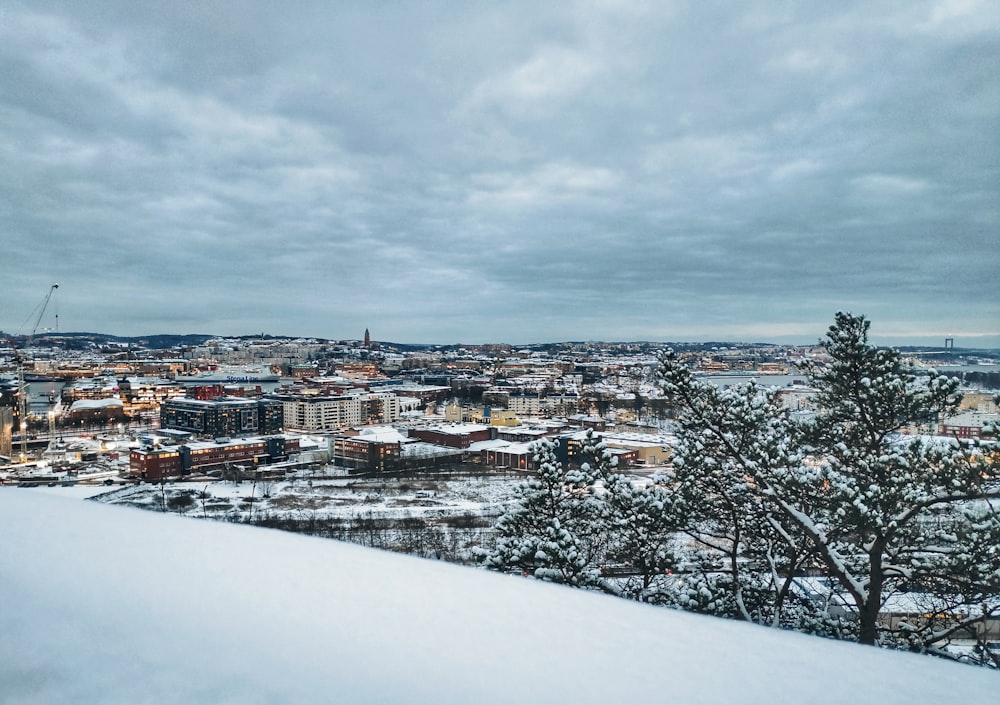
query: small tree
596 467 685 603
483 430 686 600
481 435 609 591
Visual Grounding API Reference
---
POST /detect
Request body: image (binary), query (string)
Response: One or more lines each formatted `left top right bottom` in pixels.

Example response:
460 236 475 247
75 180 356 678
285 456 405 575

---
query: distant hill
27 332 217 350
8 331 998 356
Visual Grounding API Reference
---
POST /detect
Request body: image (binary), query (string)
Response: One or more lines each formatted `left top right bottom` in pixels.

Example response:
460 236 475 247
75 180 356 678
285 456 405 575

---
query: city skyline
4 324 998 350
2 2 998 346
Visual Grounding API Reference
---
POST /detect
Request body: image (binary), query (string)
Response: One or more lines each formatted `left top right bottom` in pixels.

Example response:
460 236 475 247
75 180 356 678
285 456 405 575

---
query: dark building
555 432 635 470
130 445 183 481
160 397 283 437
408 424 494 449
333 435 400 473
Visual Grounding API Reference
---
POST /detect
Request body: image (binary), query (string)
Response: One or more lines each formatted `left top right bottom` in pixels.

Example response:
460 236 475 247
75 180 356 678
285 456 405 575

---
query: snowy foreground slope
1 493 996 705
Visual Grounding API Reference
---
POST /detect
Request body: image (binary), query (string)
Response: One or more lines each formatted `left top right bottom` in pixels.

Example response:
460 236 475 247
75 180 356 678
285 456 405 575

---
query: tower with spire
364 328 371 348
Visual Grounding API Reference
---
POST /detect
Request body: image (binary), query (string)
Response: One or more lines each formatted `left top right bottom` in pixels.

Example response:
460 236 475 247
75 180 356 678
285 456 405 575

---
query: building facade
129 435 298 481
480 442 536 472
408 424 494 448
276 390 400 432
160 397 284 437
332 435 401 472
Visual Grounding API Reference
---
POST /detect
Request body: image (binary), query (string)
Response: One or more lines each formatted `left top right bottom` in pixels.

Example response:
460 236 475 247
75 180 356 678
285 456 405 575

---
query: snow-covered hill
1 491 995 704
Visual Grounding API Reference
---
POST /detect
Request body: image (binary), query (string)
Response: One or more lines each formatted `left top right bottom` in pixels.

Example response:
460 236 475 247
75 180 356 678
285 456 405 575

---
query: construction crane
13 284 59 463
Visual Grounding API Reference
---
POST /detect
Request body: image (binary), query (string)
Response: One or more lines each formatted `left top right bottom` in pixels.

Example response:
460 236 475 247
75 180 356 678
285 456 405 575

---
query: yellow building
603 432 674 466
469 407 520 426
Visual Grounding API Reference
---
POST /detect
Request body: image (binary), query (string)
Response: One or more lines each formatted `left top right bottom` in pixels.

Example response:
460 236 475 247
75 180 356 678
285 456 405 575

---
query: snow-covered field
1 491 996 704
8 483 119 500
87 472 522 561
92 473 519 520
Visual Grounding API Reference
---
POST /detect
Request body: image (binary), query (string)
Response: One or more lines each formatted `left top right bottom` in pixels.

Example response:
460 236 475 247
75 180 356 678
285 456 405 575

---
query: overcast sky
2 1 998 346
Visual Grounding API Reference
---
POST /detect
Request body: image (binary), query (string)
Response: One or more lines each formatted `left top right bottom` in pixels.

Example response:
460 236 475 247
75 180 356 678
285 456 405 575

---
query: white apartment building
505 394 579 418
276 390 401 432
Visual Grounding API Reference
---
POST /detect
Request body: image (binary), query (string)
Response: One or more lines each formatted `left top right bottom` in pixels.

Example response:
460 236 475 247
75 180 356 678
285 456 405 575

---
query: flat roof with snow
416 423 491 435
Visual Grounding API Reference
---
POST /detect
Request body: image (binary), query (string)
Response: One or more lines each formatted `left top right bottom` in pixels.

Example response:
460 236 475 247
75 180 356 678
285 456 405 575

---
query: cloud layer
2 1 998 344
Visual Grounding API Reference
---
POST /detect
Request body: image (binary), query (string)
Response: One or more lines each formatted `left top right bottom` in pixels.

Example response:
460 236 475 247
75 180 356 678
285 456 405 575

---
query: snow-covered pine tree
481 435 610 591
484 429 691 601
657 355 831 629
595 468 684 602
575 428 692 603
659 312 1000 654
795 313 1000 650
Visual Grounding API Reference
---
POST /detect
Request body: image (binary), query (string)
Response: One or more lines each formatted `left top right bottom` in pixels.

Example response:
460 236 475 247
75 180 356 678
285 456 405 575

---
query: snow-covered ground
1 491 996 704
7 483 119 500
85 473 520 561
92 473 519 522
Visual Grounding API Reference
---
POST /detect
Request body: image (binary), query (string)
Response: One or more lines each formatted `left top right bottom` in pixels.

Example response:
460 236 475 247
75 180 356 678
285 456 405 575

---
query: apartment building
160 397 284 437
275 390 401 432
130 435 298 481
331 435 401 472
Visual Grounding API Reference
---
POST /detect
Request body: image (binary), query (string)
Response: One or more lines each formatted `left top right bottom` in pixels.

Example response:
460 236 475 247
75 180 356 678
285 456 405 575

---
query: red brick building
332 436 401 472
130 436 300 481
408 424 494 449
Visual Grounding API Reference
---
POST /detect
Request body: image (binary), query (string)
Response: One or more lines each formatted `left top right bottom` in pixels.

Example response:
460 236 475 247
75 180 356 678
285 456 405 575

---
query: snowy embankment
1 492 996 705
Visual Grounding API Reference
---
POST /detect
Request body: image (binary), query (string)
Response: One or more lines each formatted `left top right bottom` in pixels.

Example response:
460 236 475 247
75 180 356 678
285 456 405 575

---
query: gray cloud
2 1 997 345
